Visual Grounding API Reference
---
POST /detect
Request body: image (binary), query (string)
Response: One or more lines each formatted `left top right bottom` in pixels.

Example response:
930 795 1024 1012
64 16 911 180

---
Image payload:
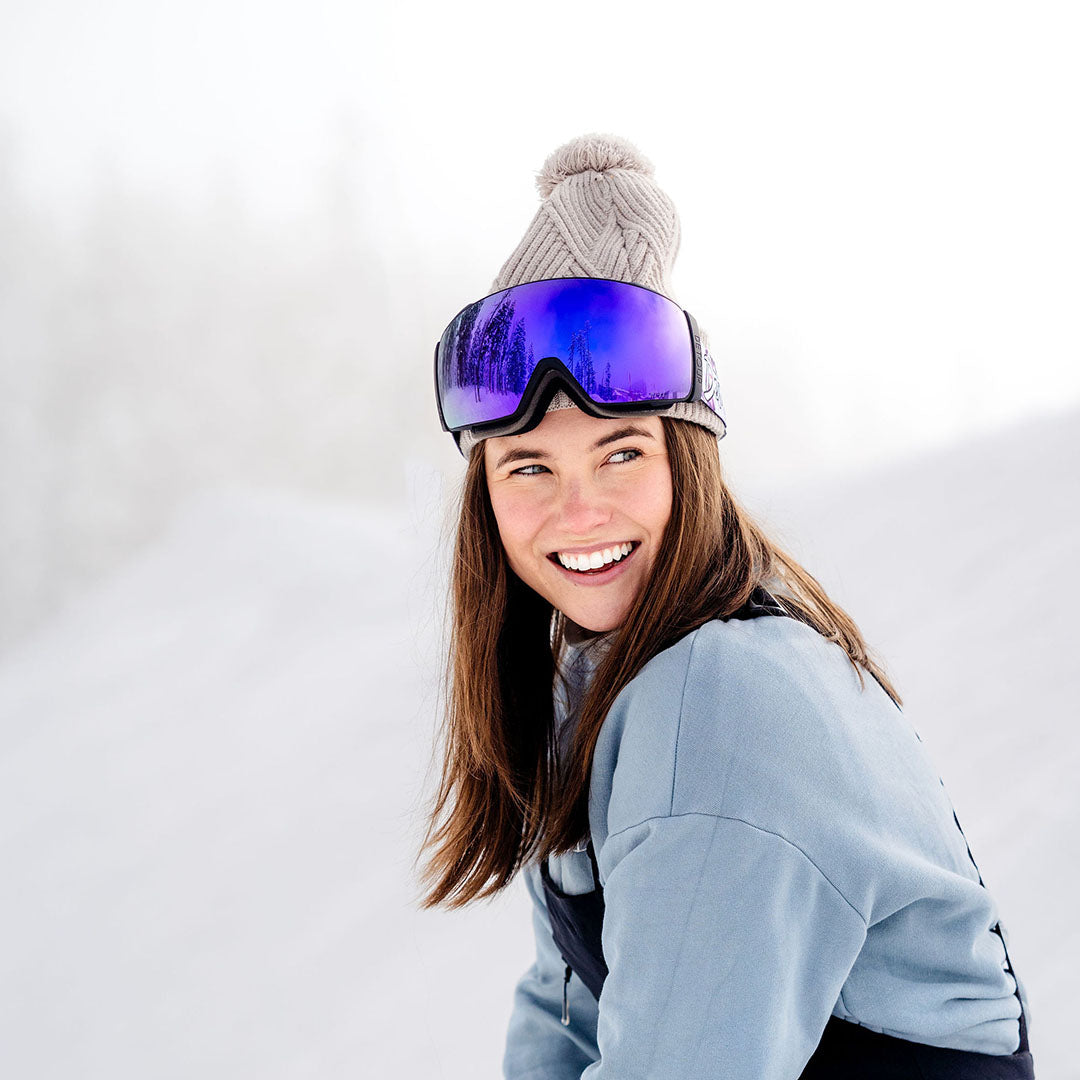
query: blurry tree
0 114 417 649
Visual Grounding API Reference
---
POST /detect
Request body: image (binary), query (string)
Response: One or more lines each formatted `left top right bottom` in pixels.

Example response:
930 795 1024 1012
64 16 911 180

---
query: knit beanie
457 132 725 461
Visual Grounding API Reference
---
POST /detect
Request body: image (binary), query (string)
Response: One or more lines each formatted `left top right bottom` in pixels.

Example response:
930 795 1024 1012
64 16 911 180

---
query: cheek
489 491 543 564
657 474 674 532
626 469 673 534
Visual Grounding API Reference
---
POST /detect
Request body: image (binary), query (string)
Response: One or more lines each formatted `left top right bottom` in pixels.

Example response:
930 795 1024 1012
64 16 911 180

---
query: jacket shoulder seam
604 810 870 926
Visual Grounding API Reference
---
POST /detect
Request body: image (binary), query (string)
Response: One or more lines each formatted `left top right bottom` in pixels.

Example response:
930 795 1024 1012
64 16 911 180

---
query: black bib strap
725 584 792 621
539 841 607 1003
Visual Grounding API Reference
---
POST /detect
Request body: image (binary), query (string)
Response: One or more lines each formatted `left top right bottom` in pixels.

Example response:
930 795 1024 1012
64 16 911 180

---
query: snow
1 407 1076 1078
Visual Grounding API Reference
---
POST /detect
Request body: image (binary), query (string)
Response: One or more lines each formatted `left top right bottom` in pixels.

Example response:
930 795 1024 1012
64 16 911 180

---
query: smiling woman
415 134 1035 1080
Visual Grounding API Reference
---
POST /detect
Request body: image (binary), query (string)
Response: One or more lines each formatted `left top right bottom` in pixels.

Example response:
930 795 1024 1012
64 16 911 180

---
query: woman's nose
555 477 612 534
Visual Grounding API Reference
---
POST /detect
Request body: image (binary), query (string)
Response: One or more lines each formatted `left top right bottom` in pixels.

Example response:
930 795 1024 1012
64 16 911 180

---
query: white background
0 1 1076 1076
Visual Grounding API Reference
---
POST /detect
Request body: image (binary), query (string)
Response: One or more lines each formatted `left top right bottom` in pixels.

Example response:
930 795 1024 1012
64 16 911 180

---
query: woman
417 134 1035 1079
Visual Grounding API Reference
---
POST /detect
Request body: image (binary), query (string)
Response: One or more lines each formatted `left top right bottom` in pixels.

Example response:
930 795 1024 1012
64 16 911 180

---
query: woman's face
484 407 673 633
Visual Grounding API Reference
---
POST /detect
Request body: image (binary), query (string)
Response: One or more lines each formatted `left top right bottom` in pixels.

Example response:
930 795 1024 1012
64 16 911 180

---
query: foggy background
1 1 1077 1076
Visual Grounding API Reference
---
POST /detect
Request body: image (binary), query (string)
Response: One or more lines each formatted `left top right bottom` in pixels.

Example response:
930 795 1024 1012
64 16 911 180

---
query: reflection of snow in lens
440 386 524 429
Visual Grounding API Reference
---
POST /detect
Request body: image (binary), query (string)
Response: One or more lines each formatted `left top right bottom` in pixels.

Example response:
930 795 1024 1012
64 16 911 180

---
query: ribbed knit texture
458 133 724 461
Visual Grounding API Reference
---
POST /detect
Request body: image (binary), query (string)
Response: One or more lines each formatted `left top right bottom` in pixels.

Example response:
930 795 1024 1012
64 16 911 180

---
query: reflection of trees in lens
466 314 484 400
567 321 595 393
488 297 515 395
444 293 531 405
450 305 479 391
581 321 595 393
597 360 613 401
471 294 515 401
506 319 527 394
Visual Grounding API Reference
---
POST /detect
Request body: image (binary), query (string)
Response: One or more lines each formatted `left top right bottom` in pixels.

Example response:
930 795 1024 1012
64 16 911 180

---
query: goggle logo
701 346 720 413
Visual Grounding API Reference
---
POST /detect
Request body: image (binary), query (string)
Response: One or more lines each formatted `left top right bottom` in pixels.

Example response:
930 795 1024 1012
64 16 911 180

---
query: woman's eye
507 451 635 477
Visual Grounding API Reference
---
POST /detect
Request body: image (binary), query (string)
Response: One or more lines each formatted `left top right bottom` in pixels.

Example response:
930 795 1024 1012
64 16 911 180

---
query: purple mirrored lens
436 278 692 430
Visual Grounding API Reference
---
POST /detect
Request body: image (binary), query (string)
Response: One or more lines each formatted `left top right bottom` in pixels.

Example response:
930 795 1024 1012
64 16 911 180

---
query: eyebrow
493 425 656 472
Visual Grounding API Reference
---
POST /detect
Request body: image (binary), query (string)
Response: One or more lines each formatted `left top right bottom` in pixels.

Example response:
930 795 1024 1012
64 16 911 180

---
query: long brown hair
416 417 901 910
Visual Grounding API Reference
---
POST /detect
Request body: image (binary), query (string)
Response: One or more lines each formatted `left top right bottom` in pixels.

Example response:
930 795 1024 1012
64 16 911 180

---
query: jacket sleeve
581 813 869 1080
503 863 601 1080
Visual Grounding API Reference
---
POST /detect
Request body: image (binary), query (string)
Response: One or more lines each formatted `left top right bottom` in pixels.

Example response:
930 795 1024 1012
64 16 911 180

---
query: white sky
2 0 1078 479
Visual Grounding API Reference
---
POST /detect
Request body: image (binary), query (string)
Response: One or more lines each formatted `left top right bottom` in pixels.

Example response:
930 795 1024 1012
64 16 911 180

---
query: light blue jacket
502 612 1029 1079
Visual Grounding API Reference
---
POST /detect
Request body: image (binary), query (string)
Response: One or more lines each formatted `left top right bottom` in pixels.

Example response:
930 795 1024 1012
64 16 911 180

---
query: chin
560 600 626 634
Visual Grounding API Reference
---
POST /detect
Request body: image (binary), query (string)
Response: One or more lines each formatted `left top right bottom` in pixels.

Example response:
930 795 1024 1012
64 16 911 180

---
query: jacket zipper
561 964 572 1025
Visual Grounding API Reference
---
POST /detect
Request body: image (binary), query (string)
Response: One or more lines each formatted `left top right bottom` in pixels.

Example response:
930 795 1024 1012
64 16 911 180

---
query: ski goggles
433 277 725 453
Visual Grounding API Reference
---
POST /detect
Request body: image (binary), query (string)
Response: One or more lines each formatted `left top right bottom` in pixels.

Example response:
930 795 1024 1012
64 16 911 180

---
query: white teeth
556 542 635 573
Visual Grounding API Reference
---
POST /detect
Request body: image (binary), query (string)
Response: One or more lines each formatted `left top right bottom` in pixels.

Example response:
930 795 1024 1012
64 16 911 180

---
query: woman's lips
547 542 640 586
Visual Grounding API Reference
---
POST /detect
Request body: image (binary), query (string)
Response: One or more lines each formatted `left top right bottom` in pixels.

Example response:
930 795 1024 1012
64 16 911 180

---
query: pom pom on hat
489 131 681 299
534 133 656 199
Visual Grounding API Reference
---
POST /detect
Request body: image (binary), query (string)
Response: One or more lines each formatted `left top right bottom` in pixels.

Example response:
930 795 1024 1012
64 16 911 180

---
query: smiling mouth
544 540 635 574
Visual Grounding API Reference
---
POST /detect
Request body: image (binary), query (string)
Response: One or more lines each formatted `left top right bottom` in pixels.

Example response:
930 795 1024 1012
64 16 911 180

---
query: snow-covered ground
1 406 1075 1078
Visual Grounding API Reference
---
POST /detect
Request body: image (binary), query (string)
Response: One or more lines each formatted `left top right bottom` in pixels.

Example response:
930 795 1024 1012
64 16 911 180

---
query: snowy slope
0 407 1076 1078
